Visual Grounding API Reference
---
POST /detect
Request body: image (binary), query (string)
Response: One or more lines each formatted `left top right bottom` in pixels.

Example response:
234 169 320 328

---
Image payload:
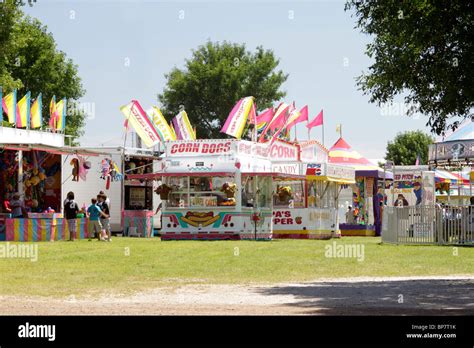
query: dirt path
1 276 473 315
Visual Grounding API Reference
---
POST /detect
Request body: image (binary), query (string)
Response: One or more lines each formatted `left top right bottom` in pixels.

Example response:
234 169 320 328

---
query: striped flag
2 90 17 124
49 96 57 129
16 91 31 128
55 98 67 131
30 93 42 129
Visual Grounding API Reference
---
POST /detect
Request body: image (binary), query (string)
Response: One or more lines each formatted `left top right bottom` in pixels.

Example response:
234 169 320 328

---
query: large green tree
345 1 474 135
158 41 288 139
1 1 86 143
385 131 433 165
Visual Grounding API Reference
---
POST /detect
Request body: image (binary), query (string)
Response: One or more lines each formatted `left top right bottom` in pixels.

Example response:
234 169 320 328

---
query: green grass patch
0 237 473 297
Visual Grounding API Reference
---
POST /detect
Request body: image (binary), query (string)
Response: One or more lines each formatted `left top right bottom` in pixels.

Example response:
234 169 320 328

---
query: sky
24 0 431 159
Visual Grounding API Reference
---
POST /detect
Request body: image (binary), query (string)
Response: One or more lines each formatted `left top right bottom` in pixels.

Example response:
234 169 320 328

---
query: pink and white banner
220 96 254 139
172 110 196 140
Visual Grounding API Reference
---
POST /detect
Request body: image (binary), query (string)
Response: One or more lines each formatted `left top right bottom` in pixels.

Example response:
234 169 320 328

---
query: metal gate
382 205 474 245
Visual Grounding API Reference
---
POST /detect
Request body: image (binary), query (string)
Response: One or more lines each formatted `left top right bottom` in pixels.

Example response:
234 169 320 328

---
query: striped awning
434 169 469 185
328 137 381 171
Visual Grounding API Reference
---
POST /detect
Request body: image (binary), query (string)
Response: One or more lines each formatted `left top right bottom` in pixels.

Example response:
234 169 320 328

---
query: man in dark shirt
64 192 79 241
97 194 111 241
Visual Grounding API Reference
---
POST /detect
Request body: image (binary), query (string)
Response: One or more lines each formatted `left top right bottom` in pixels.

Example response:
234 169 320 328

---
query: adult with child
64 191 79 241
97 193 112 242
87 198 108 241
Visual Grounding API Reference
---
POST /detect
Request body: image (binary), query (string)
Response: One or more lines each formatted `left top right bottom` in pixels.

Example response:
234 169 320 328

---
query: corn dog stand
129 139 277 240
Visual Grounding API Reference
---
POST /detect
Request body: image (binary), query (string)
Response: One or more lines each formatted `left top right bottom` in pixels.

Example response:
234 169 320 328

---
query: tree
1 3 86 143
345 1 474 135
385 131 433 165
158 41 288 139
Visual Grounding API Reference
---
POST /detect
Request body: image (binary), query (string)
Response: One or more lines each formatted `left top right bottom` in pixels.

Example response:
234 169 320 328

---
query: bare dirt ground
1 276 474 315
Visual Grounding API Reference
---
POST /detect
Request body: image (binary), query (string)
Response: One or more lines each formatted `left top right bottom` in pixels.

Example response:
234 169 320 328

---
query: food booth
0 127 101 241
328 137 392 236
271 140 355 239
129 139 277 240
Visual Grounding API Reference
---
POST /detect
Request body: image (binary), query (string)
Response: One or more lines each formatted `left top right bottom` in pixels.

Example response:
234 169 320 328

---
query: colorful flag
221 96 254 139
16 91 31 128
258 102 289 142
30 93 42 129
49 96 57 129
306 109 323 129
147 106 176 142
120 100 161 148
2 90 17 124
172 110 196 140
286 105 309 130
250 108 273 132
55 98 67 131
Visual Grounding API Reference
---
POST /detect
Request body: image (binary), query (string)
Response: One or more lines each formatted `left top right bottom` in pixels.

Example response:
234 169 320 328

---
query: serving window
307 180 337 208
166 176 236 208
242 175 272 209
273 179 305 208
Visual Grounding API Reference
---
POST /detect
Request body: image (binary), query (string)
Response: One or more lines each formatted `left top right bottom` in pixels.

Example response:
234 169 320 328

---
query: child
64 191 79 241
87 198 107 241
97 194 111 242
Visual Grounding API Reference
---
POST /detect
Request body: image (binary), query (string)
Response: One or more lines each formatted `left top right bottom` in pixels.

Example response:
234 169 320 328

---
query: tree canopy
158 41 288 139
385 131 433 165
346 1 474 135
1 1 85 143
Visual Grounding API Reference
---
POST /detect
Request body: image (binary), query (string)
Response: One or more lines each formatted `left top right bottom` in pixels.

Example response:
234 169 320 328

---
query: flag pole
322 122 325 146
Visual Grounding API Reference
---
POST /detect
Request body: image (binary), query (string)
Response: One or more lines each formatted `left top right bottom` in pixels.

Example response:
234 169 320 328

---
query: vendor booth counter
6 214 89 242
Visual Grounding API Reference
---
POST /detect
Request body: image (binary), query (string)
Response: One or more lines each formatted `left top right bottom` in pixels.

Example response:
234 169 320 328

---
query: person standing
87 198 107 241
345 205 355 224
99 190 110 208
10 193 26 218
64 191 79 241
97 194 111 242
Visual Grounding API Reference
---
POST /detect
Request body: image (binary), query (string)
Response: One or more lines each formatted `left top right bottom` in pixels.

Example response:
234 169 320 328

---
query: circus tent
327 137 388 237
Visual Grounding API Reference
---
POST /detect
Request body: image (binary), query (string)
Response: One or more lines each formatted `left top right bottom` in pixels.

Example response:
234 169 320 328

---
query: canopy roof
328 137 381 171
438 119 474 143
434 169 469 185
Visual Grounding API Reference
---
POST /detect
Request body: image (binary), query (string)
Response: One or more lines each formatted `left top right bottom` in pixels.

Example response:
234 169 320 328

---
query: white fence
382 205 474 245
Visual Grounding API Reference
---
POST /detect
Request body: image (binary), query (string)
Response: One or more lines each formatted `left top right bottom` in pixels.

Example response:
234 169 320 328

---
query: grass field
0 237 473 297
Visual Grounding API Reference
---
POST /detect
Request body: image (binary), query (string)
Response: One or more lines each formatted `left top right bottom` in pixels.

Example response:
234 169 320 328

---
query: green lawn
0 237 473 297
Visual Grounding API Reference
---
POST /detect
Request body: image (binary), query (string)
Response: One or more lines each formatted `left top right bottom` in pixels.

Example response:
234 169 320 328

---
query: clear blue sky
24 0 430 159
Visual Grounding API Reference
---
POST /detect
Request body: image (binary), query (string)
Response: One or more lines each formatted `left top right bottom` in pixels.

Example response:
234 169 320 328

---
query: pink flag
286 105 309 130
306 109 323 129
258 102 289 142
249 108 273 125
